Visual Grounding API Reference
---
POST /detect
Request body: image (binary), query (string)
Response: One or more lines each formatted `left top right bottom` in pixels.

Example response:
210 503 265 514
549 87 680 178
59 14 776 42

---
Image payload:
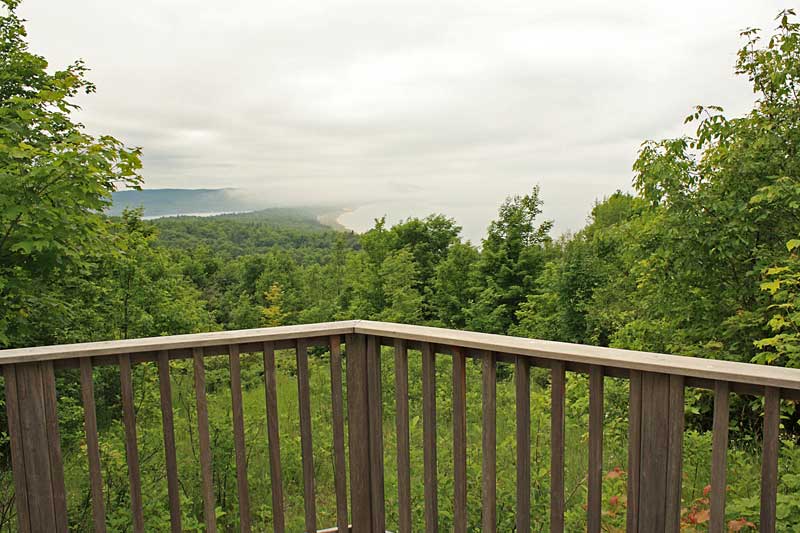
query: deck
1 320 798 532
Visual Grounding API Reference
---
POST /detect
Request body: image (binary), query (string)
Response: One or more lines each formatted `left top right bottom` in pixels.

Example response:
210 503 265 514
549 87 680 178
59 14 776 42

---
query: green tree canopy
0 0 142 345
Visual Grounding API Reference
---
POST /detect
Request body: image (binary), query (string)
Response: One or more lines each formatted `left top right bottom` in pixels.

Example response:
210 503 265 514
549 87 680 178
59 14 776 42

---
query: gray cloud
19 0 793 240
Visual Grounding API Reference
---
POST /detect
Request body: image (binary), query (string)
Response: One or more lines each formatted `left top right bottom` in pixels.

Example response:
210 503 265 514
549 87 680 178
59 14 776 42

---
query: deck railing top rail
2 319 800 391
1 320 794 532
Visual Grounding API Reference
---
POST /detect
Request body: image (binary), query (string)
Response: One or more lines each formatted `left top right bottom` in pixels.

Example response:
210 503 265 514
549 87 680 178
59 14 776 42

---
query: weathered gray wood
118 355 145 533
9 320 800 393
6 320 799 533
330 336 349 533
41 361 68 533
482 351 497 533
80 358 107 533
353 321 800 391
18 363 62 532
639 372 670 531
52 337 334 370
366 336 386 532
665 375 685 533
394 338 412 533
263 341 285 533
422 342 439 533
157 351 182 533
192 348 217 533
710 381 730 533
296 339 317 533
5 361 68 533
228 345 252 533
346 334 372 532
588 366 604 533
626 371 642 533
3 365 31 533
0 321 360 365
516 356 531 533
453 347 467 533
760 387 780 533
550 361 566 533
53 341 796 400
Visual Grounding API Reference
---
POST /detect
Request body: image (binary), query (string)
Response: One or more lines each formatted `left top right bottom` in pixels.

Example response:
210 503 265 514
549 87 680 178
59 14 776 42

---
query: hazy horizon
20 0 794 239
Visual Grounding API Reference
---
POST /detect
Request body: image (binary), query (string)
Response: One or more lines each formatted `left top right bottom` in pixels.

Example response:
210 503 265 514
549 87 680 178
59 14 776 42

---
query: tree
261 282 287 326
755 238 800 367
0 0 142 346
388 215 461 293
378 249 423 323
624 10 800 361
430 242 480 328
467 186 553 333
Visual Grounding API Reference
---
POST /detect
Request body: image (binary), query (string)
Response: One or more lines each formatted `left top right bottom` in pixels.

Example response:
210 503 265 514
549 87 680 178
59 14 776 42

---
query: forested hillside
2 1 800 530
108 188 263 217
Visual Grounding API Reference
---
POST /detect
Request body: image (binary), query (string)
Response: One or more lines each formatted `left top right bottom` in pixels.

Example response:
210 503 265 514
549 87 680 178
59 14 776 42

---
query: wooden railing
1 320 799 532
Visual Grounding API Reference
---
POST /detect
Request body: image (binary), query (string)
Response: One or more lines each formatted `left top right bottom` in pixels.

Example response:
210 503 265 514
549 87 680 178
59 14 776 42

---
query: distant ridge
110 188 259 217
110 188 350 231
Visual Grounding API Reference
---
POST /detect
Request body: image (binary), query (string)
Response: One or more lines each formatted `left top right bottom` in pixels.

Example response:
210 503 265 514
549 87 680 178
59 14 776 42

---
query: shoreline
317 207 355 232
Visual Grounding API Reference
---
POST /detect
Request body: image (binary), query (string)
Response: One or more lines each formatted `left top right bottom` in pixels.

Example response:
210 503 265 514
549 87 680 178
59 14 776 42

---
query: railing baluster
760 386 780 533
80 358 107 533
296 339 317 533
422 342 439 533
157 351 182 533
515 356 531 533
453 347 467 533
366 336 386 532
8 362 65 532
626 371 642 533
4 362 68 532
42 361 69 533
2 365 31 533
228 345 252 533
550 361 566 533
394 338 412 533
639 372 669 529
346 333 372 531
192 348 217 533
481 351 497 533
710 380 730 533
330 336 349 533
263 341 285 533
119 355 145 533
5 321 800 533
665 375 685 532
588 366 604 533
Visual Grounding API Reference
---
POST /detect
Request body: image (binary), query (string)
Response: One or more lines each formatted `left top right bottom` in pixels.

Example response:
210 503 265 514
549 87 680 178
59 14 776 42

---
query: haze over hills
110 188 270 217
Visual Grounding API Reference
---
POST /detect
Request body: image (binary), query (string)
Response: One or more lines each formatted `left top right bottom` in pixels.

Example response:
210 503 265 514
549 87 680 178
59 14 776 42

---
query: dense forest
2 0 800 530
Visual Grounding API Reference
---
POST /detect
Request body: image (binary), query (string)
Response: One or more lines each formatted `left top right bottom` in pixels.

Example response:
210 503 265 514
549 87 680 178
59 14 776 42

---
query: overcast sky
19 0 793 240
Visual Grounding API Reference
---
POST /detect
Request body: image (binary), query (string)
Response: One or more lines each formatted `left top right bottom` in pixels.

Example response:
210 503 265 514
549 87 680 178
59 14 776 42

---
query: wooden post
4 362 68 533
346 334 385 533
631 372 684 533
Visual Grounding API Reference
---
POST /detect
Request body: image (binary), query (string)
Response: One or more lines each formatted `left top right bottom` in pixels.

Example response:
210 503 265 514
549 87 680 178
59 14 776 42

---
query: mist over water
328 178 622 242
20 0 777 241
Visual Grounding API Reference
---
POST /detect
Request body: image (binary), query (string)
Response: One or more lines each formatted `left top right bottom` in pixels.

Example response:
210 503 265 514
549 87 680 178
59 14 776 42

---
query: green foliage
755 238 800 366
150 208 356 259
468 186 553 333
0 1 142 345
3 4 800 531
430 243 480 328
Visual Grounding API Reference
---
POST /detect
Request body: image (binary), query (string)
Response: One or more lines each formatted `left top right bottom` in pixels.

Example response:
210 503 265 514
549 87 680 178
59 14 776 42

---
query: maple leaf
694 509 710 524
727 518 755 532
